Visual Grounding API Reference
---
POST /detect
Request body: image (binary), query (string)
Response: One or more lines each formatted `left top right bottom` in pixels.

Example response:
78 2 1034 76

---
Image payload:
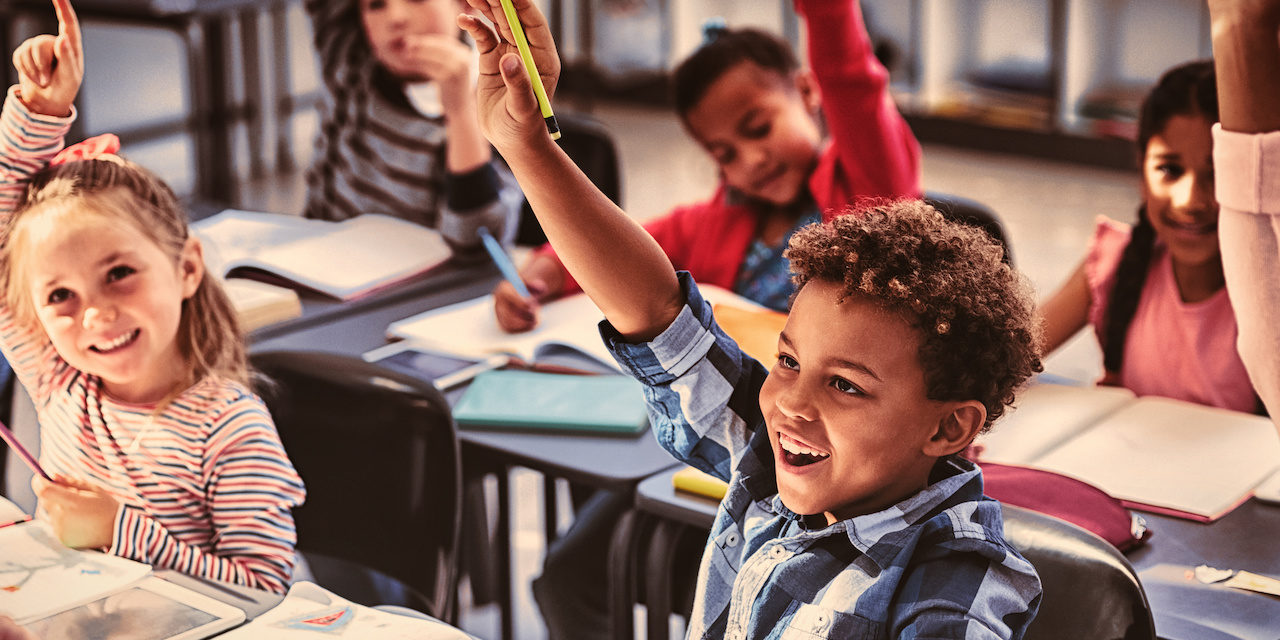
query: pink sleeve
795 0 921 199
1082 216 1133 332
1214 125 1280 421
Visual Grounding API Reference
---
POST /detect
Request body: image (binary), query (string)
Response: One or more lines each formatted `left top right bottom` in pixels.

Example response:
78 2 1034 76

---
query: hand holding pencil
457 0 562 153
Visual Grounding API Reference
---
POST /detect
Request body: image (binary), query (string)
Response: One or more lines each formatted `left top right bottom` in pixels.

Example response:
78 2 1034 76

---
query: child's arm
459 0 682 340
798 0 920 199
1038 260 1091 356
108 403 303 594
1207 0 1280 422
0 0 83 403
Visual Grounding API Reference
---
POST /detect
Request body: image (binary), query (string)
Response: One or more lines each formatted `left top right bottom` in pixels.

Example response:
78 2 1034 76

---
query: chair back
251 350 462 619
515 111 622 246
1001 504 1156 640
923 191 1014 265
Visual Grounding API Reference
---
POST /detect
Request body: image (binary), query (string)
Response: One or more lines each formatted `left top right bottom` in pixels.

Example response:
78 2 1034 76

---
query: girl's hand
31 474 120 550
0 617 38 640
493 278 547 332
390 34 477 114
456 0 560 155
11 0 83 117
1206 0 1280 25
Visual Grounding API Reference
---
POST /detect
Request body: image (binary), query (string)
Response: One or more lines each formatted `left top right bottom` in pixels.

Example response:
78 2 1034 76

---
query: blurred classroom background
0 0 1213 636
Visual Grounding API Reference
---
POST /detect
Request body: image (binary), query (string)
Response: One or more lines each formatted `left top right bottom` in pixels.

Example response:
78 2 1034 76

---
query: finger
52 0 83 60
14 47 41 88
30 37 55 85
499 52 539 119
462 0 499 29
459 14 501 67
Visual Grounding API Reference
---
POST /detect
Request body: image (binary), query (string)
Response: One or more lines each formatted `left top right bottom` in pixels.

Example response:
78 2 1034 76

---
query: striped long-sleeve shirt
0 87 306 594
602 272 1042 639
302 0 522 249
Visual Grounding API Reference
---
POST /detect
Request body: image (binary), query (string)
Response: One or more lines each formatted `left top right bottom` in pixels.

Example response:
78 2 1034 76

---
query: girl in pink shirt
1040 60 1259 414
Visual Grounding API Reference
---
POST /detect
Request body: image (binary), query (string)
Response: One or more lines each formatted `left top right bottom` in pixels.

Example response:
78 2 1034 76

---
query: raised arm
797 0 920 199
1207 0 1280 421
459 0 682 340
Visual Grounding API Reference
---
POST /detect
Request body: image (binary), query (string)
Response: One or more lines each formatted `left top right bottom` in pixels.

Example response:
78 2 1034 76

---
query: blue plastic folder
453 370 649 435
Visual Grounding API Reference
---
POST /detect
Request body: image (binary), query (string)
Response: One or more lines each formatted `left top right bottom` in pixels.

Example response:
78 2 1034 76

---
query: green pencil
497 0 561 140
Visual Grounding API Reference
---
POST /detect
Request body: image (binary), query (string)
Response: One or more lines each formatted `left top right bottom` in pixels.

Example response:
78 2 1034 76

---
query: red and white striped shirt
0 86 305 594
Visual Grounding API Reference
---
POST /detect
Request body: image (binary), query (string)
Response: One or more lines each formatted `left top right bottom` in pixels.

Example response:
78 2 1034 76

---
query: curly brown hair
784 200 1042 430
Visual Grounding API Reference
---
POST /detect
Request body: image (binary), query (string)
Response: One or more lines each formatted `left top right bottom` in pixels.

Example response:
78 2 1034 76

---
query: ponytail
1101 206 1156 374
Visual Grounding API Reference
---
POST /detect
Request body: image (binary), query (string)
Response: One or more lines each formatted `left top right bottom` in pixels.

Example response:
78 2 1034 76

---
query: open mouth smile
90 329 140 354
778 432 830 467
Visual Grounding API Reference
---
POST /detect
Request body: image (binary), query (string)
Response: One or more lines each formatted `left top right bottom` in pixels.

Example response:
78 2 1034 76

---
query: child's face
1142 113 1219 269
21 210 203 403
361 0 461 79
684 62 823 206
757 280 959 524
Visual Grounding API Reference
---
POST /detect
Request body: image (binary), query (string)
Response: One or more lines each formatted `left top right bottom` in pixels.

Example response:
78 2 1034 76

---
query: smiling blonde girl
0 0 304 594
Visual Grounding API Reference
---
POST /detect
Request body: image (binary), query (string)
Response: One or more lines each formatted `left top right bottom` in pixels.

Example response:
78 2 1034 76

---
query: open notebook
217 581 472 639
386 283 773 374
975 383 1280 521
193 210 452 301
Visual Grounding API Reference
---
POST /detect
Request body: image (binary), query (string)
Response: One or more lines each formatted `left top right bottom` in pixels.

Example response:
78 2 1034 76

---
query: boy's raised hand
12 0 83 117
456 0 560 153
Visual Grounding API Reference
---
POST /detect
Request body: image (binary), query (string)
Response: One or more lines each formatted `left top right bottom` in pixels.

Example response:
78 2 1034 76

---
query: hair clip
50 133 121 167
701 17 728 46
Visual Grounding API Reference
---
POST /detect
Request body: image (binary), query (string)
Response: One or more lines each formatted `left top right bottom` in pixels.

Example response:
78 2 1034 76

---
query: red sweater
540 0 921 295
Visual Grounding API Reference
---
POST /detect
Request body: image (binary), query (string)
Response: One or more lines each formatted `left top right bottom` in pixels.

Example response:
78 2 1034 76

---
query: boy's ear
178 237 205 300
793 69 822 114
924 400 986 457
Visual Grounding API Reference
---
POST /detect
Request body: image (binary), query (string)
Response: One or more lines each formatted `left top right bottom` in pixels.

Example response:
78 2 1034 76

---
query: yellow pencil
497 0 561 140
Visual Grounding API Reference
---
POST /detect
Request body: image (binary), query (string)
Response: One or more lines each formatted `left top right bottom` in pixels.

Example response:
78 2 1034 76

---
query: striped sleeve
0 85 75 406
602 272 770 481
109 397 306 594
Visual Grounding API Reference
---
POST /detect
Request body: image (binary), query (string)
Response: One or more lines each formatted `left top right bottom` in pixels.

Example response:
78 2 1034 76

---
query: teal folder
453 370 649 435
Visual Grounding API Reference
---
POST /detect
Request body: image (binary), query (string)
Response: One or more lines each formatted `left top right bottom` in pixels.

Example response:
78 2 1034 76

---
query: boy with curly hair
460 1 1042 635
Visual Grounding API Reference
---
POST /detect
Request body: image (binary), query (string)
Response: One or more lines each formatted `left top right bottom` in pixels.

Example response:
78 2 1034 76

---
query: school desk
621 467 1280 640
0 0 291 203
249 278 683 640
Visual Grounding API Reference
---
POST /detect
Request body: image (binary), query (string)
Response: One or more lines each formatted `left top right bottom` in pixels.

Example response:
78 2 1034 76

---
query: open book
387 283 769 374
217 581 473 639
223 278 303 332
193 210 452 301
975 383 1280 521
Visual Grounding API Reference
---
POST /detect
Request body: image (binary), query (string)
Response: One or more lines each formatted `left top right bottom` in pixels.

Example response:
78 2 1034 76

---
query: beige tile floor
238 100 1141 639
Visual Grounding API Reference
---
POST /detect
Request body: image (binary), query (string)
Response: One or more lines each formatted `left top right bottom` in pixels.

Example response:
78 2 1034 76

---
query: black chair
1001 504 1156 640
251 350 463 621
924 191 1015 266
514 111 622 246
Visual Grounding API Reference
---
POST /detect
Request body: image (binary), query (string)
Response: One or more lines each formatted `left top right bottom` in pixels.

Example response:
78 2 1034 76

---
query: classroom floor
238 99 1140 639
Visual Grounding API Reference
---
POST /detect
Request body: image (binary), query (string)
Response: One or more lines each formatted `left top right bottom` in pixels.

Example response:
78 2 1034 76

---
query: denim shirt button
725 532 740 547
770 545 786 558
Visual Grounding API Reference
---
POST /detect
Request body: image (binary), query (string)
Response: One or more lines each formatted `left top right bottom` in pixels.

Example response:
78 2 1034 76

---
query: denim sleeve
600 272 770 481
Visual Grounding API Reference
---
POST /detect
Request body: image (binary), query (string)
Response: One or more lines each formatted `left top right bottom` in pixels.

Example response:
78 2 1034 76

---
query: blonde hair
0 157 248 389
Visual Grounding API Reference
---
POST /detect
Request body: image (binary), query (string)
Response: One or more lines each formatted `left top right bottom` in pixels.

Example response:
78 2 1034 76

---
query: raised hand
456 0 560 154
11 0 83 117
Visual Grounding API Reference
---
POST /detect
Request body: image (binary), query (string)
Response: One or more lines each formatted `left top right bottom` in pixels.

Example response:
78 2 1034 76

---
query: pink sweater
539 0 921 296
1083 216 1255 412
1215 126 1280 422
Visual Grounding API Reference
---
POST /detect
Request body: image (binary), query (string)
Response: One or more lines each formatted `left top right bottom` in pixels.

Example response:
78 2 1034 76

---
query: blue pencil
478 227 532 298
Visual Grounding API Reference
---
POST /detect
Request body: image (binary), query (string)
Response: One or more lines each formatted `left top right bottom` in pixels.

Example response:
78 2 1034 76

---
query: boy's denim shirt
602 272 1042 639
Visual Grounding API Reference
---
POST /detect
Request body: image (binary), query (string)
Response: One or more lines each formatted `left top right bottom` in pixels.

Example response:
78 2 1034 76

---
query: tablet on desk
363 342 509 391
26 576 247 640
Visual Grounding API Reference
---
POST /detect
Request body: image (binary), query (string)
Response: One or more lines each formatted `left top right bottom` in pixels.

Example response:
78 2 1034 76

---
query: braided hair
1101 60 1217 374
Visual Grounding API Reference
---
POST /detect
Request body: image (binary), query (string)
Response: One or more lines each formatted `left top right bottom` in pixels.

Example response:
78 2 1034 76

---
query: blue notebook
452 370 649 435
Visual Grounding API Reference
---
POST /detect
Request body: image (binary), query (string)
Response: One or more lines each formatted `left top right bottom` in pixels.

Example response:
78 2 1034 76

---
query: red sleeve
797 0 921 202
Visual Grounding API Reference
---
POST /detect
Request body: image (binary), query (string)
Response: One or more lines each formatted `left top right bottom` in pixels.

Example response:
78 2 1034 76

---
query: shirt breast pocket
779 603 880 640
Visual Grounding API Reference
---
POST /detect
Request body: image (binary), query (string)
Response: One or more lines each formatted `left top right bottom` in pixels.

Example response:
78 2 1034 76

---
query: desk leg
644 520 681 640
607 509 642 640
543 475 559 543
496 467 515 640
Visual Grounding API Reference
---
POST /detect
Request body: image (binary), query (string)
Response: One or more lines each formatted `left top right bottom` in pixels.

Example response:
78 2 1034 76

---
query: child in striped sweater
1 0 305 594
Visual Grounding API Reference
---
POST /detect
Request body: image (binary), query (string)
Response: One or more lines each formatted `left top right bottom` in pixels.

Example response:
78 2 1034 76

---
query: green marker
497 0 560 140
